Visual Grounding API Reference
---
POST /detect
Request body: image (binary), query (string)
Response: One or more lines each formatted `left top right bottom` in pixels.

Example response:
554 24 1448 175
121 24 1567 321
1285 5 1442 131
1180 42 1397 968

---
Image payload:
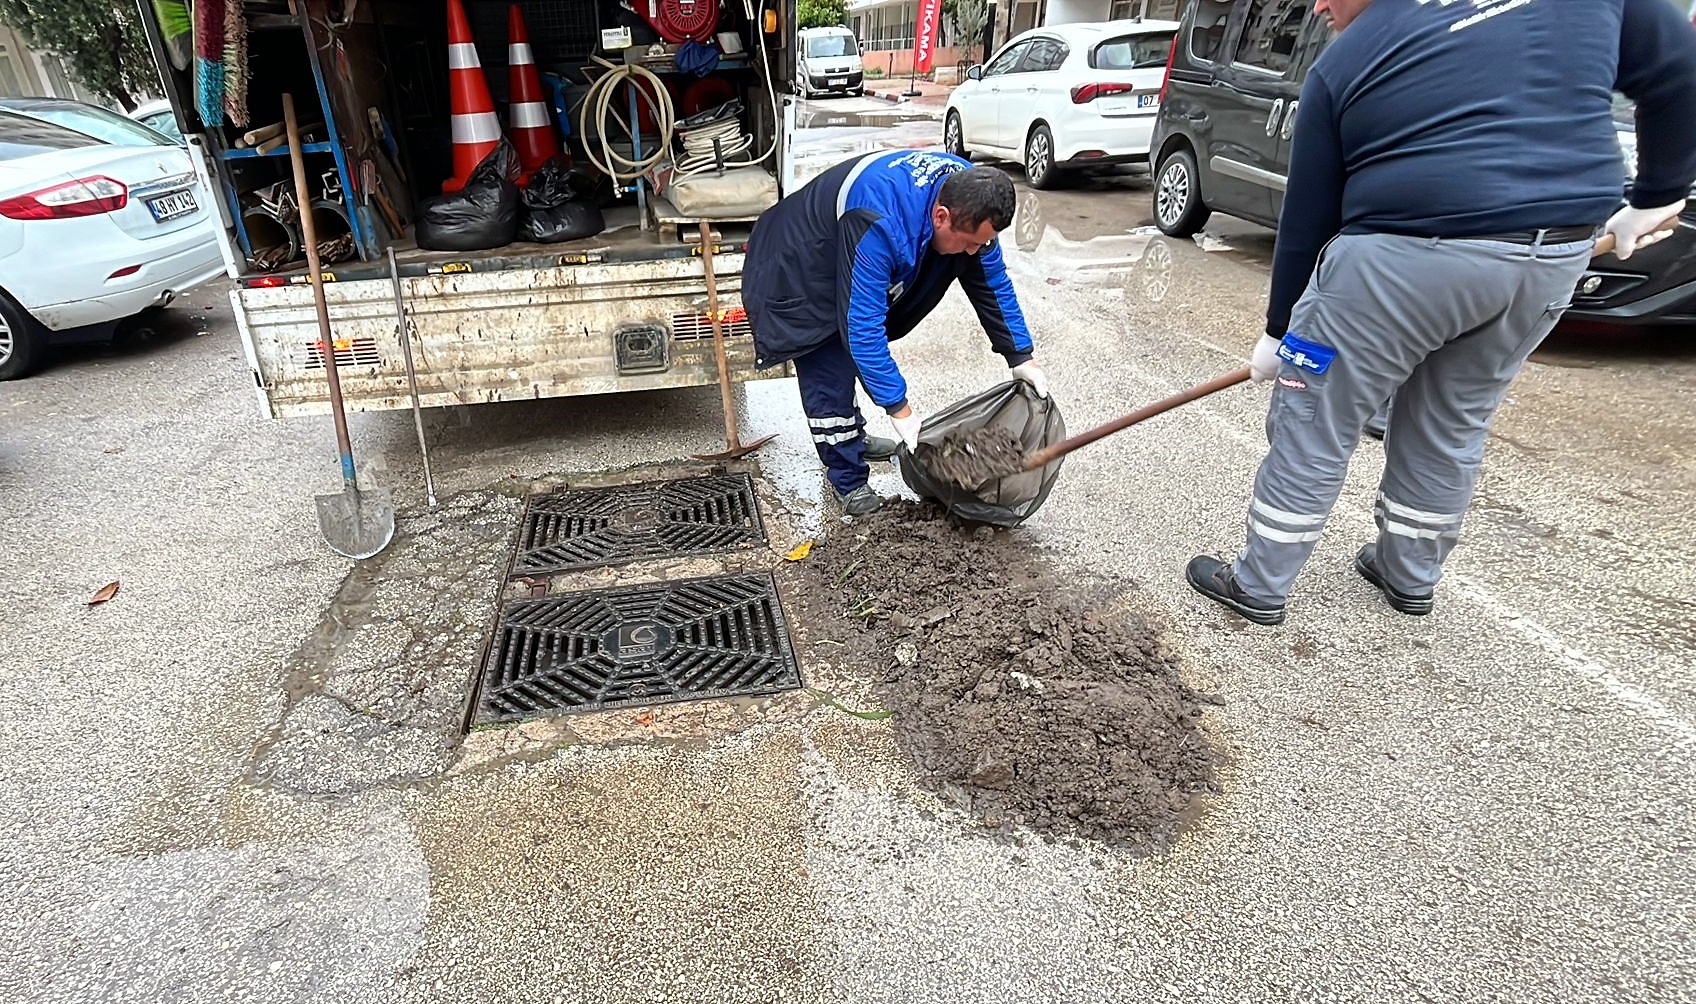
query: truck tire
1153 146 1211 237
0 293 42 381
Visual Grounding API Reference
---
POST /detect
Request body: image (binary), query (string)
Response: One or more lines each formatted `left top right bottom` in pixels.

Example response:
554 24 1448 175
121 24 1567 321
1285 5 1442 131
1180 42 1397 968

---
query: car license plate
146 190 197 222
1137 94 1160 109
829 77 846 85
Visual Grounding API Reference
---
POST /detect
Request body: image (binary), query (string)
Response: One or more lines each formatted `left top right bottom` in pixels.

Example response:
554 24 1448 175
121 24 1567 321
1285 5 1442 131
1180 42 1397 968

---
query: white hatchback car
944 19 1180 189
0 110 222 380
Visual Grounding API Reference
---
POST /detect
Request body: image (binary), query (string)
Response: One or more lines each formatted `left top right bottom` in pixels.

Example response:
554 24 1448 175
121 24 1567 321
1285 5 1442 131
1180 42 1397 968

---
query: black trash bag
415 142 521 251
520 158 606 243
897 380 1067 528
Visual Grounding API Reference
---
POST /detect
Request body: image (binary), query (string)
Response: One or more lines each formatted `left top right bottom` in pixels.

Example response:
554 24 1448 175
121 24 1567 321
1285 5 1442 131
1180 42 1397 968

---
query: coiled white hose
576 6 782 184
674 113 755 175
577 57 675 181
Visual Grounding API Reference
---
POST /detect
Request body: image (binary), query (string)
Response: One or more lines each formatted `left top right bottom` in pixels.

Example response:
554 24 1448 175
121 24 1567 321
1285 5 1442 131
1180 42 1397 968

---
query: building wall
0 25 100 104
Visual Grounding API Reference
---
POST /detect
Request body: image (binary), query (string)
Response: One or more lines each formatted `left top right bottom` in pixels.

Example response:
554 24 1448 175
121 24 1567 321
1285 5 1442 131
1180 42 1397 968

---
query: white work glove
1010 359 1049 399
1603 201 1685 261
889 408 923 452
1250 334 1283 383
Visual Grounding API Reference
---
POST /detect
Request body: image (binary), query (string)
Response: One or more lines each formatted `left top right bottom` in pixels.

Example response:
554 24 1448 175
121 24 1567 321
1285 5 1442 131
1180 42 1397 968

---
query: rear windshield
11 103 174 147
0 113 103 162
1091 31 1177 70
806 34 854 58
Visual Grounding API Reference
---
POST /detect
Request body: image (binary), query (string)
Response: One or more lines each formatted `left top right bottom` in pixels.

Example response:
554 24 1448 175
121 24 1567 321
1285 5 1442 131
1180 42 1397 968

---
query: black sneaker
837 485 884 516
1353 545 1435 615
863 435 899 462
1185 555 1286 626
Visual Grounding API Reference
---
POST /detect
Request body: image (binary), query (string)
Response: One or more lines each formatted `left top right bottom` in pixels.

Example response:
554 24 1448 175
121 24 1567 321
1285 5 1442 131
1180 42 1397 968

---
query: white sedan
944 19 1180 189
0 110 222 380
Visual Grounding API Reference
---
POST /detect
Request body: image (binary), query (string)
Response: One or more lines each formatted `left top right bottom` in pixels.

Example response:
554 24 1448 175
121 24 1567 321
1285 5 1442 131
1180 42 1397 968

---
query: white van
796 26 865 98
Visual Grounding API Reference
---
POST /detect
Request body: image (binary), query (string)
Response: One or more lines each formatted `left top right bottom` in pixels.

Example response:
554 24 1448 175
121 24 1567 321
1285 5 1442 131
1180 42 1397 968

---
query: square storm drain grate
512 474 767 575
475 572 801 722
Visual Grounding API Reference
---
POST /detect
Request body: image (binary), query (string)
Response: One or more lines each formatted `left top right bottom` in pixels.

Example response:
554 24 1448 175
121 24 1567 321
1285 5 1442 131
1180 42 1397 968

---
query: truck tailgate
232 252 786 419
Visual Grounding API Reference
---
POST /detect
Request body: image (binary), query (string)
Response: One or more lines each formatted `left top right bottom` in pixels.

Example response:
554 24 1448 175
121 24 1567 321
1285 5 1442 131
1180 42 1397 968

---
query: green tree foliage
796 0 848 30
0 0 159 110
944 0 989 57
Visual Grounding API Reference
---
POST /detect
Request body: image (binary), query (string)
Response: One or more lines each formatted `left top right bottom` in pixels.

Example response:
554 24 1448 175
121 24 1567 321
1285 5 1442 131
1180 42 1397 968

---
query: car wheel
1025 124 1062 190
0 294 43 381
1153 146 1211 237
944 111 970 161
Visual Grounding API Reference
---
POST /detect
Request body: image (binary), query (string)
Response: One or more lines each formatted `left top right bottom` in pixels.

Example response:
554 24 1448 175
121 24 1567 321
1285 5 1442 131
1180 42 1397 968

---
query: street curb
862 88 907 104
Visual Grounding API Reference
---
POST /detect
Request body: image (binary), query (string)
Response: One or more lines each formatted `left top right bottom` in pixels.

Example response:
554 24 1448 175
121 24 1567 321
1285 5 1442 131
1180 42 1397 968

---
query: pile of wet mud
785 502 1219 850
923 427 1029 488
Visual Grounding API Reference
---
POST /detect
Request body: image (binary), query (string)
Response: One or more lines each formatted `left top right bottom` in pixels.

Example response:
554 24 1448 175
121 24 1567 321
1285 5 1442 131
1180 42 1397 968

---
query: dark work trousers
1233 230 1594 603
794 248 966 495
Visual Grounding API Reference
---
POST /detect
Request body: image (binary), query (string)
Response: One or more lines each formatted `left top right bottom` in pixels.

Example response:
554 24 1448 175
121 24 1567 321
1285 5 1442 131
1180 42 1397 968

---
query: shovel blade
689 432 779 463
315 486 396 559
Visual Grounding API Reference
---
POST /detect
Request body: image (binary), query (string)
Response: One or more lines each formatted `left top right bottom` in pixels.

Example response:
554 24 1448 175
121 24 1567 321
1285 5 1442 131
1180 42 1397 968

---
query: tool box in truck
136 0 799 419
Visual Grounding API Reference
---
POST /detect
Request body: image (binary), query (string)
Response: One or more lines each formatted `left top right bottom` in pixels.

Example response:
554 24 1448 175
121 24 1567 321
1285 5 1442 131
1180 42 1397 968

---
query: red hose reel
642 0 720 43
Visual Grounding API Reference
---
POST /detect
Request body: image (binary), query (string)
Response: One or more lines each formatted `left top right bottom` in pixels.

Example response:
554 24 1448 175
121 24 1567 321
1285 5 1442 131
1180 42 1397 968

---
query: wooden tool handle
1592 210 1682 258
1021 367 1252 471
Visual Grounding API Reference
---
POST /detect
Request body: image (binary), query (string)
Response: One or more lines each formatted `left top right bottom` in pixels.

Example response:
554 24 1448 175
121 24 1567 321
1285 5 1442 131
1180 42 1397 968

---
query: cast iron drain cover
513 474 766 574
476 572 801 721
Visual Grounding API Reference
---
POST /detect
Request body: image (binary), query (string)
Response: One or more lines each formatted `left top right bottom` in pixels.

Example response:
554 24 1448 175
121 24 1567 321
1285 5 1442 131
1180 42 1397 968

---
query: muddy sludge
921 426 1029 489
783 502 1220 850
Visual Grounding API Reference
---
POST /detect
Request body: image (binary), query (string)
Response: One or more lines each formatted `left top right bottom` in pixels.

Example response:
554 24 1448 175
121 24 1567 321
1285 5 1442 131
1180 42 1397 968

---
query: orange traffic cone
443 0 503 193
506 5 561 182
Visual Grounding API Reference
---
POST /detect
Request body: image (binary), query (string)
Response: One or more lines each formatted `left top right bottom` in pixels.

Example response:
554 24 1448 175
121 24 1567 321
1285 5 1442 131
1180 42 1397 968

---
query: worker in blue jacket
742 150 1047 515
1187 0 1696 626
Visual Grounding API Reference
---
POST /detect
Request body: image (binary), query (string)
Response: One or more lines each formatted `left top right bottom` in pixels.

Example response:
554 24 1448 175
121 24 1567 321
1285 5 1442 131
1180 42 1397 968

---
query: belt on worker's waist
1466 225 1600 245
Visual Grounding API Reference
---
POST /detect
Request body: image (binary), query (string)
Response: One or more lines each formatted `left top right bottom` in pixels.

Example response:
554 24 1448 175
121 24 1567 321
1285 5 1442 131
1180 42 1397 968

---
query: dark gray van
1147 0 1329 237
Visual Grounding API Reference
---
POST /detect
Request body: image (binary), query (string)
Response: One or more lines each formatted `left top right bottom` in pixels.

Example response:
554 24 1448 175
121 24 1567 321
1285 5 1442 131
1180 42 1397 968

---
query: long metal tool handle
1021 367 1252 471
699 221 741 451
284 93 356 490
388 247 437 507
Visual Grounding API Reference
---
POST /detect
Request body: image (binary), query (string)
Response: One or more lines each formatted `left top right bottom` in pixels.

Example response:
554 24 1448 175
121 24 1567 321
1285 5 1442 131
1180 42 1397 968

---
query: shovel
689 220 777 463
284 92 395 559
1020 367 1253 471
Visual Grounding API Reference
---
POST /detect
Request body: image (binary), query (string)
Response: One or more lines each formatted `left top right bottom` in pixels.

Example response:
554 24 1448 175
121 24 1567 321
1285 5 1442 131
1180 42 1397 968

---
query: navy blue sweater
1266 0 1696 339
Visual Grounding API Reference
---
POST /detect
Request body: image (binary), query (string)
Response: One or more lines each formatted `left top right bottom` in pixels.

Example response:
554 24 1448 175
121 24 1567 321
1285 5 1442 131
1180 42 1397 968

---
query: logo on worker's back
1277 334 1335 375
605 622 674 662
891 151 964 187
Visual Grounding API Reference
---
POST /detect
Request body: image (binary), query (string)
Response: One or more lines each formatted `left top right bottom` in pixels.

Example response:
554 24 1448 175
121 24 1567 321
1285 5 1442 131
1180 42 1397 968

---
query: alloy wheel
1157 160 1190 228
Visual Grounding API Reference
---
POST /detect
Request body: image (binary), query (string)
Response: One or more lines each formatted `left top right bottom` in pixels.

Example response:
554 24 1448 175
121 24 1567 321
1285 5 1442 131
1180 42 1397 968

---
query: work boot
836 485 884 516
1185 555 1286 626
1353 544 1435 615
862 435 899 462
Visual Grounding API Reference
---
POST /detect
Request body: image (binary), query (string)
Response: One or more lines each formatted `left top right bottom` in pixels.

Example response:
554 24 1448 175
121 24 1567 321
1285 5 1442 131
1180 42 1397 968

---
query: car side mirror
967 64 983 81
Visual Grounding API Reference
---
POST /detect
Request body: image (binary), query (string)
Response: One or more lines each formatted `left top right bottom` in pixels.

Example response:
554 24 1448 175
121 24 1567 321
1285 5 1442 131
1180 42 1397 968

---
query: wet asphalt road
1 98 1694 1003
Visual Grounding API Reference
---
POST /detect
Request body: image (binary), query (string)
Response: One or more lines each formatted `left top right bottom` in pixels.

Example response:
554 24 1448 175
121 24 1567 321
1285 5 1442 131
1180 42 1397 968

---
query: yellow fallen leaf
784 540 814 562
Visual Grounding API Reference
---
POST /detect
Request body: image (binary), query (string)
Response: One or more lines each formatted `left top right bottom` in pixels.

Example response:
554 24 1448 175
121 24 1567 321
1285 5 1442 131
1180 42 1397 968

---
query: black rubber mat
513 474 766 575
476 572 801 721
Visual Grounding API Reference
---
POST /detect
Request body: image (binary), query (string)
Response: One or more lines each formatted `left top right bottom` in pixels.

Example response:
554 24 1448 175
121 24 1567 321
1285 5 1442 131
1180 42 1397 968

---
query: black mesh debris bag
897 380 1067 527
520 158 607 243
415 142 521 251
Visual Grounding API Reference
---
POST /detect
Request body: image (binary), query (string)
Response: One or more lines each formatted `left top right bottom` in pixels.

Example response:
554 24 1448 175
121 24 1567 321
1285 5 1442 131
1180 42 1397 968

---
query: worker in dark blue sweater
1188 0 1696 626
742 151 1045 515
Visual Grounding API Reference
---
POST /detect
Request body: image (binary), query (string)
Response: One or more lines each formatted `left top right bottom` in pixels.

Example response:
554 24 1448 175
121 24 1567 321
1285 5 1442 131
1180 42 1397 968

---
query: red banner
914 0 944 74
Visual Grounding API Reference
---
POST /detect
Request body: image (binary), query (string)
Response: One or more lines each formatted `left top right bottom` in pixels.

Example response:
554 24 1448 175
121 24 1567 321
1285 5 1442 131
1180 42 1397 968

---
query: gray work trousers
1233 230 1595 603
